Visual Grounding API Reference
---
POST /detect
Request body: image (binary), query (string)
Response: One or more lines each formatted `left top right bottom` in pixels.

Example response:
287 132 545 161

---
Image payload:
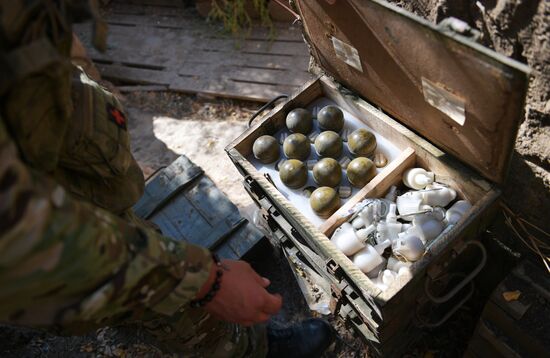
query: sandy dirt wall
388 0 550 235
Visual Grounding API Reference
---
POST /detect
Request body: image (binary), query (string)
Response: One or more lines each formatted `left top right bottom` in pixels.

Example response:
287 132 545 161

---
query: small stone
373 153 388 168
502 290 521 302
338 186 352 198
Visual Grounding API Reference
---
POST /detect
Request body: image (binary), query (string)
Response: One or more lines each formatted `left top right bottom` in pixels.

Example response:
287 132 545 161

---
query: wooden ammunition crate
226 1 530 356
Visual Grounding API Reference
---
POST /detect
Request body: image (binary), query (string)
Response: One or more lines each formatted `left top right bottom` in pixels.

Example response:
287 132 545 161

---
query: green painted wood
134 155 264 258
133 155 203 219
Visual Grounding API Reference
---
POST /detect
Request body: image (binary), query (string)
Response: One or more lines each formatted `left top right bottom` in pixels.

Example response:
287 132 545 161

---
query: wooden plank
96 64 175 85
200 38 307 56
320 147 417 236
119 0 184 8
227 67 310 87
133 155 203 218
117 85 169 92
170 76 299 102
110 3 186 16
183 179 238 224
104 12 304 41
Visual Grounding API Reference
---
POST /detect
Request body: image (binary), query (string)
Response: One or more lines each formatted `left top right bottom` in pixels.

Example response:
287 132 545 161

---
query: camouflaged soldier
0 1 333 357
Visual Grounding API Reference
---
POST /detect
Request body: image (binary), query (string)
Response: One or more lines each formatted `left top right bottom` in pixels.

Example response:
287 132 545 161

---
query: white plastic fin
422 77 466 126
332 36 363 72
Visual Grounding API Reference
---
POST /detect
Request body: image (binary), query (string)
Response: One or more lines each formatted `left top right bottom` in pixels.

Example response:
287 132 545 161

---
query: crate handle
416 275 475 328
248 94 288 127
424 240 487 304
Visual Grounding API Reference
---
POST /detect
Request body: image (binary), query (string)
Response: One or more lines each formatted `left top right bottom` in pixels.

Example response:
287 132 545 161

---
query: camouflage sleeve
0 119 213 332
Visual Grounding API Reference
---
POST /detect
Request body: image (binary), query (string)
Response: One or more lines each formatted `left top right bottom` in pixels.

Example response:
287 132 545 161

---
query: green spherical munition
348 128 377 157
317 105 344 132
310 187 341 218
313 158 342 187
314 131 343 159
283 133 311 161
279 159 308 189
286 108 313 134
347 157 376 188
252 135 280 164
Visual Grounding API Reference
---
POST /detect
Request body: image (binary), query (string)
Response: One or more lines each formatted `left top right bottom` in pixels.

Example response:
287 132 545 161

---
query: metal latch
437 17 481 43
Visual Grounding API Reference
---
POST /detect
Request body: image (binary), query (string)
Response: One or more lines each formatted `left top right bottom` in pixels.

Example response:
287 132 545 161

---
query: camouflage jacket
0 0 212 333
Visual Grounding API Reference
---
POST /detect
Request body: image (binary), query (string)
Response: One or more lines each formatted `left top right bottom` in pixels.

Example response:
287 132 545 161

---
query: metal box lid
295 0 530 184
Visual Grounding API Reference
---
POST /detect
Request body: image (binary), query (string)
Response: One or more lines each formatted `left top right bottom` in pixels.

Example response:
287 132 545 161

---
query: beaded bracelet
190 253 223 308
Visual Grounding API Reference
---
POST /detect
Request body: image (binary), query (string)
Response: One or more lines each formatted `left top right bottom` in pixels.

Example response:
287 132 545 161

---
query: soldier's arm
0 119 214 332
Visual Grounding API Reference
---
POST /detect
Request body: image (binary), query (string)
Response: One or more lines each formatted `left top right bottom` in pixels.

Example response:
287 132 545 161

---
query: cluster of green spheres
254 105 384 218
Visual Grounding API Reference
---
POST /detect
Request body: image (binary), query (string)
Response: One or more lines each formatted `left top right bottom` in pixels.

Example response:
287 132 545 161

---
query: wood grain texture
73 0 313 102
296 0 529 184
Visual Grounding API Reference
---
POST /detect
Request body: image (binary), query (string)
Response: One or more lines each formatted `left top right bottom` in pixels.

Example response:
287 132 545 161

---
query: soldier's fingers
255 313 271 324
252 270 267 286
262 293 283 315
261 277 271 288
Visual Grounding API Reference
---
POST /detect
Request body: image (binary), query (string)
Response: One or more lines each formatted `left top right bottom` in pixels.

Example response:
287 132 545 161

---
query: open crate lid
294 0 530 184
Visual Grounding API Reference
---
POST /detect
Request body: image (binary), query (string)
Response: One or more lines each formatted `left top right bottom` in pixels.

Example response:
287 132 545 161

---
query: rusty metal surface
295 0 530 184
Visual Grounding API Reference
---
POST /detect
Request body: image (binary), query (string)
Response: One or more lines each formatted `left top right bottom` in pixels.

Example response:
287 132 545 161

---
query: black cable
248 94 289 128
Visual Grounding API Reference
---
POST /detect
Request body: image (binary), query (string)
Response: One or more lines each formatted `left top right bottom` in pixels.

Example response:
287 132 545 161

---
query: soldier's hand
198 259 282 326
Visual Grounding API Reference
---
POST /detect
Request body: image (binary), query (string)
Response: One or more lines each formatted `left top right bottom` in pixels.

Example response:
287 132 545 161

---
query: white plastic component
358 205 375 228
376 221 402 242
387 256 412 272
384 185 398 202
403 168 435 190
422 182 457 207
386 203 397 223
375 239 392 254
445 200 472 225
331 223 365 256
353 245 385 275
401 223 413 232
381 269 397 287
352 217 366 230
412 213 445 243
392 235 425 262
431 206 447 221
396 191 431 221
356 224 376 242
